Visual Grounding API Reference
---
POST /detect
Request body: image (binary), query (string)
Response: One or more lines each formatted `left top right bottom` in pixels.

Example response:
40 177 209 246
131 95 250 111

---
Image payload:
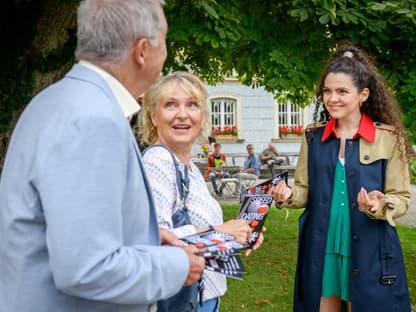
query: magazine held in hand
240 170 288 201
181 171 288 280
237 170 288 247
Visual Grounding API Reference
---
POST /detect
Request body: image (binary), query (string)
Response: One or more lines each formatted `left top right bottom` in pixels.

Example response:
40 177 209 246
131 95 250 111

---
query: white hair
75 0 165 64
343 51 354 58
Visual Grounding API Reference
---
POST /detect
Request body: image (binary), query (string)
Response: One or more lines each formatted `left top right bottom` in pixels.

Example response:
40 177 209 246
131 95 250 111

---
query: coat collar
321 113 375 143
78 60 140 119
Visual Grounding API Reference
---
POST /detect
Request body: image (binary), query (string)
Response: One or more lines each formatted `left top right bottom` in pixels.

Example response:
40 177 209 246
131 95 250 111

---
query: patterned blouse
142 146 227 301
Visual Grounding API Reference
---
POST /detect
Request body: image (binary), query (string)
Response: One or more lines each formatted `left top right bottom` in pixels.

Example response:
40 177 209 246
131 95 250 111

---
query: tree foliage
164 0 329 104
164 0 416 142
1 0 415 156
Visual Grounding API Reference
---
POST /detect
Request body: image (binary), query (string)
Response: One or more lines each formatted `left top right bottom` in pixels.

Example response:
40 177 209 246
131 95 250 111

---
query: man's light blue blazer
0 64 189 312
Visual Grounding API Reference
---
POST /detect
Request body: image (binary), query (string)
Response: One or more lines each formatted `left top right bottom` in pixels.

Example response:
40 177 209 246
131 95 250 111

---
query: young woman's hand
357 187 384 212
271 180 292 202
215 219 252 244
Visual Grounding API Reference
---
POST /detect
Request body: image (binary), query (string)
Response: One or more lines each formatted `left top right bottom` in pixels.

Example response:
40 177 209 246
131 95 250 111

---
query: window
277 101 303 137
278 102 301 126
211 97 237 131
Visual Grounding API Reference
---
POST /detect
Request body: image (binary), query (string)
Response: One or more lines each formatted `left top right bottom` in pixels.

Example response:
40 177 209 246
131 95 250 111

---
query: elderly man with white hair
0 1 204 311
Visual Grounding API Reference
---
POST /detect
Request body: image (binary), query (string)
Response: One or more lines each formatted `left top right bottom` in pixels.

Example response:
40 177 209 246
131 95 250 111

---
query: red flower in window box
279 125 303 137
211 126 238 137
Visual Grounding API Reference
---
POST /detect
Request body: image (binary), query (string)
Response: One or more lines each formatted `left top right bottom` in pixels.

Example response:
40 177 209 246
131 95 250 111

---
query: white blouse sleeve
142 147 196 238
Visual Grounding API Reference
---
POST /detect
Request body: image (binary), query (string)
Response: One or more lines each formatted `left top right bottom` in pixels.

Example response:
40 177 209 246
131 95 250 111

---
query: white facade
193 78 314 165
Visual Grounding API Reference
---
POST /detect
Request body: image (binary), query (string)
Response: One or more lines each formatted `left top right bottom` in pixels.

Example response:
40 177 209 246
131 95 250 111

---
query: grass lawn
220 205 416 311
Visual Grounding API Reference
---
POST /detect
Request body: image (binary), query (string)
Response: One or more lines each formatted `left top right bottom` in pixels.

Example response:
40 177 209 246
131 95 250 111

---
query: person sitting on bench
204 143 230 196
233 144 261 191
260 142 285 177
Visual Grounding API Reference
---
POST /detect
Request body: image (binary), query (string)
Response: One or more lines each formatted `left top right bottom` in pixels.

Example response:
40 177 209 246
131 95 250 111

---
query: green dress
321 159 351 301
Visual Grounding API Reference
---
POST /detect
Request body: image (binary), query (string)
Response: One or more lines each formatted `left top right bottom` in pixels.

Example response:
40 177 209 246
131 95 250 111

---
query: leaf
320 0 336 12
319 13 330 24
389 72 399 86
290 9 309 21
201 2 219 19
397 9 413 15
211 40 219 48
348 13 359 25
340 12 350 24
370 3 386 11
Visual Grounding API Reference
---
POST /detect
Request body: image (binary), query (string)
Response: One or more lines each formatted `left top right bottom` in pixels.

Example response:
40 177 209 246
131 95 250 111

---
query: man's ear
133 38 148 66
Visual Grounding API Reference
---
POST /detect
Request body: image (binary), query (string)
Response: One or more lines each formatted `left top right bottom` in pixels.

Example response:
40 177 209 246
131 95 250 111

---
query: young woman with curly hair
272 42 411 312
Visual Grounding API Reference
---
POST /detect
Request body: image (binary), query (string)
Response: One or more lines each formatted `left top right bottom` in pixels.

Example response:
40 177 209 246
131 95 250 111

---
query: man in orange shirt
204 143 230 196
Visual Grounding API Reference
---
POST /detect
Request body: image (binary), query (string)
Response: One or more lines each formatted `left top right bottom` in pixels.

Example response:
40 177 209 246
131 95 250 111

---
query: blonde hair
139 71 211 145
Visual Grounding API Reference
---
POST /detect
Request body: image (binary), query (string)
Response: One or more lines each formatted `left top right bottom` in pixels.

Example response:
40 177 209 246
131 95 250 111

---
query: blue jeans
209 172 230 193
197 297 219 312
266 158 285 176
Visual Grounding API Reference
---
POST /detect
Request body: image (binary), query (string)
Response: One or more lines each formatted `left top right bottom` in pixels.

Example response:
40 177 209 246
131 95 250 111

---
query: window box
215 134 238 141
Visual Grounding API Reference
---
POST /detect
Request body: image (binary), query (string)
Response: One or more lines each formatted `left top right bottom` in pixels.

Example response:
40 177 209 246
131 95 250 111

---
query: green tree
164 0 416 142
1 0 415 171
289 0 416 143
0 0 77 166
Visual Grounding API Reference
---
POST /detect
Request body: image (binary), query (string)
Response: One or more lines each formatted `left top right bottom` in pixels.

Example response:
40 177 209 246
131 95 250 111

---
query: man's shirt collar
321 113 375 143
79 60 140 118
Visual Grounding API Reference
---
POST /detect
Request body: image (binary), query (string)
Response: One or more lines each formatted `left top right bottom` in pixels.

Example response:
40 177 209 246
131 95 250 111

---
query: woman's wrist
288 187 293 199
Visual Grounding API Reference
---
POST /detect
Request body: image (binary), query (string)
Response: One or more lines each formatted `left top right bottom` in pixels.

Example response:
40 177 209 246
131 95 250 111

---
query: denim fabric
197 297 219 312
209 172 230 193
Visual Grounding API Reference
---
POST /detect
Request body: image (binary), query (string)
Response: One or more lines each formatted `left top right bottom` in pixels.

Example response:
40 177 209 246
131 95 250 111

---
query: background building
193 77 313 167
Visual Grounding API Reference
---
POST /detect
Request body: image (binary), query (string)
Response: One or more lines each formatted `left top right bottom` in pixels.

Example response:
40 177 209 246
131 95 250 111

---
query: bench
224 152 298 179
207 175 260 198
192 152 298 179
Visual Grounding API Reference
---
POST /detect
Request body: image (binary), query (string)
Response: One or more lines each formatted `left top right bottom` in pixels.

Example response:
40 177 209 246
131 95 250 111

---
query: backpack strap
144 144 204 305
142 144 189 206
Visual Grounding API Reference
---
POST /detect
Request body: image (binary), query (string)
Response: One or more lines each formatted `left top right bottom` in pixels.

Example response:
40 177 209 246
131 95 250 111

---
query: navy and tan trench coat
282 117 411 312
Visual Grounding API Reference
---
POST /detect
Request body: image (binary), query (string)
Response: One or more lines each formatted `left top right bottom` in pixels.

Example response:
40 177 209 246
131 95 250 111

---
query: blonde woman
140 71 263 312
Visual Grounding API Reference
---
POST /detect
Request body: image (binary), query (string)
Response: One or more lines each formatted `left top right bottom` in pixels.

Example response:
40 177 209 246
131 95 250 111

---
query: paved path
396 184 416 227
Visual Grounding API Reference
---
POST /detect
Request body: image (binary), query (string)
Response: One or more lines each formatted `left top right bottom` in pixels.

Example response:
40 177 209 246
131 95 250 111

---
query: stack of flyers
240 170 288 202
205 252 246 280
181 229 247 280
236 194 274 248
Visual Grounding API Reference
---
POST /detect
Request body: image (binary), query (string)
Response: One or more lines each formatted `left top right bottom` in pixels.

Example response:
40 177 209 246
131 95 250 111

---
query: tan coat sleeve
280 133 309 209
359 127 410 226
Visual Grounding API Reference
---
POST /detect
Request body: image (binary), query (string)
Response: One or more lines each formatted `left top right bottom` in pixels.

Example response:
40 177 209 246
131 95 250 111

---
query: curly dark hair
313 40 411 159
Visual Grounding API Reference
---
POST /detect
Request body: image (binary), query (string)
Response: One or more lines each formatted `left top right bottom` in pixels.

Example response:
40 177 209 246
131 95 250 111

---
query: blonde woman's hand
245 226 266 256
215 219 251 244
